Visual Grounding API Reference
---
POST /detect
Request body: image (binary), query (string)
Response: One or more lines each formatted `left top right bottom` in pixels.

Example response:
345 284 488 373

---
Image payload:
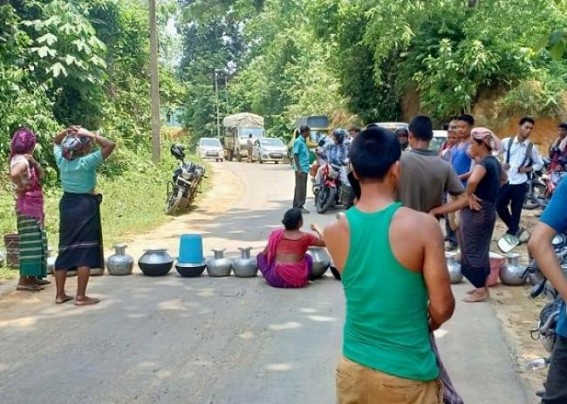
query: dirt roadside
489 209 548 397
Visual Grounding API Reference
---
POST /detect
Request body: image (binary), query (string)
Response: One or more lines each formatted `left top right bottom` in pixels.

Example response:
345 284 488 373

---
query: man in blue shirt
293 125 311 213
529 178 567 403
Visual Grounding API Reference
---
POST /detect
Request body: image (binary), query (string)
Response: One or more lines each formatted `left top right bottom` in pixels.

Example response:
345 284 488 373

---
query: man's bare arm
421 216 455 329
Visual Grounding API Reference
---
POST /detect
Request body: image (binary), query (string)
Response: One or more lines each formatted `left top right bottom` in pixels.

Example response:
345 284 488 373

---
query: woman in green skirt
9 128 49 291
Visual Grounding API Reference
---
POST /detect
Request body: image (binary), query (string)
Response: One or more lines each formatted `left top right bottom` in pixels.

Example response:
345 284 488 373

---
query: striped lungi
17 215 48 278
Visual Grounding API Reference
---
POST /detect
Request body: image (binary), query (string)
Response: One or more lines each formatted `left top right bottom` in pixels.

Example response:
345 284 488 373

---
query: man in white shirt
497 116 544 237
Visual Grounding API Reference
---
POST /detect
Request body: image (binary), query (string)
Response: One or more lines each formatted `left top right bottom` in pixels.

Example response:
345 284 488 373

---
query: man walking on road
246 133 254 163
324 126 455 403
528 178 567 404
498 116 544 237
293 125 310 214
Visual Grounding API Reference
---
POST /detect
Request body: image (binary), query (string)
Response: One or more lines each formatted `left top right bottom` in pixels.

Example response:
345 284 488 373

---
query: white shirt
501 136 544 185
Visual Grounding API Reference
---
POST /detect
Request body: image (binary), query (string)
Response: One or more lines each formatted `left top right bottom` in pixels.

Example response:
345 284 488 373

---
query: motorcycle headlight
181 170 192 180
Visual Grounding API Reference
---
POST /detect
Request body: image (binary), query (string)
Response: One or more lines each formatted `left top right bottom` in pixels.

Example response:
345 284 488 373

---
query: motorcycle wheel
164 187 183 215
316 186 336 214
523 183 546 210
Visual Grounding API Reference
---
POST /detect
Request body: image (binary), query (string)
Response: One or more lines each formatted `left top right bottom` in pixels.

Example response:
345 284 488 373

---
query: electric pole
215 69 220 138
149 0 160 162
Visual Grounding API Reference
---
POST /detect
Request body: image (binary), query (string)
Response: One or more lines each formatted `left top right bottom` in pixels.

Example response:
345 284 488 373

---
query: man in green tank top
324 126 455 403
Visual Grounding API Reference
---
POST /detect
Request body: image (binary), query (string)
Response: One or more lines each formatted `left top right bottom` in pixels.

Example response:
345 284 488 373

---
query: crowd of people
280 115 567 402
7 126 115 305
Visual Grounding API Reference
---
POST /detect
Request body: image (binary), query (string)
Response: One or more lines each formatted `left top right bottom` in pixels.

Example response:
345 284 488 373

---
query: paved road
0 162 533 404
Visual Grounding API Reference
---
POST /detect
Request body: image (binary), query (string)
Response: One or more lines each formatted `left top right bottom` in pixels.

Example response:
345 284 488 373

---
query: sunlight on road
268 321 302 331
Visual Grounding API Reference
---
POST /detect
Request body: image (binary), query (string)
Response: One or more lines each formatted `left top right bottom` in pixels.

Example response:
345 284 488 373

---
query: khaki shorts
336 356 443 404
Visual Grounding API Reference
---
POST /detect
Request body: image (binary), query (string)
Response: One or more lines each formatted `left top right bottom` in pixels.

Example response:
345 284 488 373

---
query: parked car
370 122 408 132
197 137 224 161
430 130 448 154
253 137 287 164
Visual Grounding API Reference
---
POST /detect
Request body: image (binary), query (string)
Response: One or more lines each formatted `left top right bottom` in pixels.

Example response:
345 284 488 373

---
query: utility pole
149 0 160 162
214 69 220 138
224 74 229 113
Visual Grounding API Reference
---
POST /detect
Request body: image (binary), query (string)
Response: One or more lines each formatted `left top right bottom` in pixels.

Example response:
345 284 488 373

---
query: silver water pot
499 253 527 286
233 247 258 278
445 252 463 284
106 244 134 276
206 249 233 277
308 246 331 280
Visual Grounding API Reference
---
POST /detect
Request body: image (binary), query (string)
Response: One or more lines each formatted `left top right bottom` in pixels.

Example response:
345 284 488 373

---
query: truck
288 115 331 163
222 112 265 161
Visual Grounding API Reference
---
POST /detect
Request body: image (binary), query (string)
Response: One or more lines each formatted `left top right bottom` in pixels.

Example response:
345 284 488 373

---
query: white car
253 137 287 164
430 130 448 154
197 137 224 161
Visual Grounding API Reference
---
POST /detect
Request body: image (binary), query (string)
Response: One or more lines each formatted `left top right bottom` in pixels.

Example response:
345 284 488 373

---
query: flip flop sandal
16 284 45 292
35 279 51 286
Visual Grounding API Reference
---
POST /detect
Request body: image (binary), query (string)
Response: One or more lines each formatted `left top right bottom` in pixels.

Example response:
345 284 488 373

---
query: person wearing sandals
9 127 50 292
53 126 115 305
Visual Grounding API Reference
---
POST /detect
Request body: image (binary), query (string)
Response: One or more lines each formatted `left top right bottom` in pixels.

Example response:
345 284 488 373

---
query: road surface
0 162 533 403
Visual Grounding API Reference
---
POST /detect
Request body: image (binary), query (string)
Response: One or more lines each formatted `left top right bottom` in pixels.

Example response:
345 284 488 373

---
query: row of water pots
138 247 259 278
138 245 333 280
446 251 526 286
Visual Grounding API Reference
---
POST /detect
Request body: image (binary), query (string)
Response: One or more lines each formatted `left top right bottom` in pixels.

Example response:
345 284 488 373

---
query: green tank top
342 203 439 381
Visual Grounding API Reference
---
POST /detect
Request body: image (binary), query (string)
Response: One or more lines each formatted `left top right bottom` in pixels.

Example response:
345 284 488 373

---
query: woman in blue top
53 126 115 305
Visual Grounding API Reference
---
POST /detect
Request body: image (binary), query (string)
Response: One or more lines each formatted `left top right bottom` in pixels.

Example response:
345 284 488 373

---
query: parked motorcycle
164 144 206 215
523 170 547 210
313 163 354 214
526 241 567 399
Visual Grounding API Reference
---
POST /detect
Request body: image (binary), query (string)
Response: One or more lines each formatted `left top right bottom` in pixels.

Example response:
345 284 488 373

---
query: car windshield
239 128 264 138
200 138 221 147
261 138 284 147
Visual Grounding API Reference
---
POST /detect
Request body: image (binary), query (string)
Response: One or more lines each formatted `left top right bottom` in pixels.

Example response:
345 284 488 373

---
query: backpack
506 137 534 168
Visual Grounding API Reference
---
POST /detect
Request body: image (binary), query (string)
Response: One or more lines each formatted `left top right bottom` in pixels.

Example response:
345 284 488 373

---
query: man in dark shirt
397 116 465 213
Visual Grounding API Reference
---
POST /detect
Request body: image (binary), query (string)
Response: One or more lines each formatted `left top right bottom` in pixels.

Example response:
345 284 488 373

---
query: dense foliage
2 0 567 160
0 0 181 184
178 0 567 135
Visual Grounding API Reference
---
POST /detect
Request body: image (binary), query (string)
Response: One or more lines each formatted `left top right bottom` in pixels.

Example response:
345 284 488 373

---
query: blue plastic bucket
178 234 204 264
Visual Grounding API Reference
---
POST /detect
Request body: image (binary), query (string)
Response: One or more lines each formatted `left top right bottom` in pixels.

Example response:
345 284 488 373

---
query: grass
0 148 212 280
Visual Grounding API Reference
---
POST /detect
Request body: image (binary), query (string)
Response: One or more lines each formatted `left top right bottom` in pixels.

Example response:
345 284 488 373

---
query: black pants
293 171 308 209
543 335 567 403
496 182 526 235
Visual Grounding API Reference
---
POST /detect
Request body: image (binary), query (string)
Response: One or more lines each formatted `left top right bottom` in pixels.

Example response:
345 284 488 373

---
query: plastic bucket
178 234 204 264
3 233 19 268
488 252 505 286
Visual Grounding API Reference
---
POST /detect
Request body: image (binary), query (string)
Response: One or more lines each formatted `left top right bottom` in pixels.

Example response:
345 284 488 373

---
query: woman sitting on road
53 126 115 305
9 128 49 292
431 128 505 303
257 208 325 288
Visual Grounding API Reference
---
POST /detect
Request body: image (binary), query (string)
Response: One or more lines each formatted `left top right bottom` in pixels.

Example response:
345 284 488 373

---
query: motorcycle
313 163 355 214
526 242 567 399
164 144 206 215
523 169 547 210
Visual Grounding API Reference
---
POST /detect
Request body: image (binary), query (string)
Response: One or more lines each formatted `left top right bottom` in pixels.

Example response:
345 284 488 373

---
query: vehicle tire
236 150 242 162
164 188 183 215
259 158 263 164
227 150 233 161
316 186 336 214
523 183 546 210
275 161 279 164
